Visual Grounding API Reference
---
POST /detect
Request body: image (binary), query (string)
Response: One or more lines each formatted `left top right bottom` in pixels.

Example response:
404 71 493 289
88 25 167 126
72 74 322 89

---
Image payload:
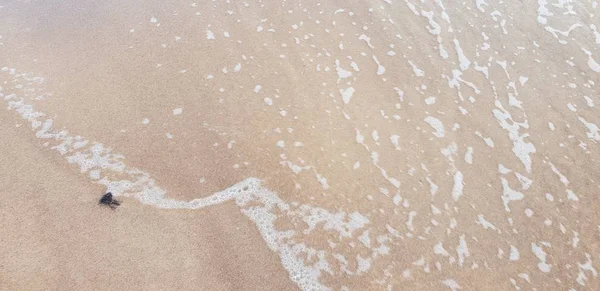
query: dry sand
1 0 600 290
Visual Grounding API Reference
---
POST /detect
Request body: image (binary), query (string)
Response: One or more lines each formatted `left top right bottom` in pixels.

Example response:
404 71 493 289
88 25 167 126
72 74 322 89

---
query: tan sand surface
1 0 600 290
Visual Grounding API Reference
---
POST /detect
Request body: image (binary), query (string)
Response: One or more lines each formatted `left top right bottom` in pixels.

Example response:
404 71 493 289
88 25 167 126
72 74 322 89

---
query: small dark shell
99 192 113 205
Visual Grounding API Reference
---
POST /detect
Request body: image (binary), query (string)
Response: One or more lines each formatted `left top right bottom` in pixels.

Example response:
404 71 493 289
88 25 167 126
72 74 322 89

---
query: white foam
476 215 498 232
519 76 529 86
406 211 417 232
356 255 372 274
567 189 579 201
358 230 371 248
583 96 595 107
475 131 495 148
434 242 450 257
206 30 215 40
493 100 536 172
576 253 598 286
358 34 374 49
334 59 352 79
456 234 470 267
578 116 600 141
172 108 183 115
453 39 471 71
476 0 488 12
371 130 379 142
500 178 524 212
424 116 445 138
393 194 401 206
340 87 355 104
372 55 386 75
531 243 552 273
441 279 461 291
408 61 425 76
390 135 401 150
427 177 439 197
451 171 464 201
464 147 473 164
425 96 436 105
583 49 600 72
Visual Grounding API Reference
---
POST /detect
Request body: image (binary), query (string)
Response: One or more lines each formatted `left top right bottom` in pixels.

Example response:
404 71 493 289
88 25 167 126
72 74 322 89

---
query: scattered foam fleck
206 30 215 40
424 116 445 138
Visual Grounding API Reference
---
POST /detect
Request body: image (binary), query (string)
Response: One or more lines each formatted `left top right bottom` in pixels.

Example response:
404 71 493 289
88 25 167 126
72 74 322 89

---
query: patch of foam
206 30 215 40
464 147 473 164
500 177 524 212
427 177 439 197
390 135 401 150
441 279 461 291
408 60 425 76
453 39 471 71
576 253 598 286
372 55 386 75
406 211 417 232
358 34 374 49
456 234 470 267
583 96 595 107
475 131 495 148
451 171 464 201
340 87 355 104
425 96 436 105
476 215 498 232
433 242 450 257
424 116 445 138
509 245 520 261
358 230 371 248
531 242 552 273
334 59 352 80
371 130 379 142
577 116 600 141
173 108 183 115
493 100 536 172
519 76 529 86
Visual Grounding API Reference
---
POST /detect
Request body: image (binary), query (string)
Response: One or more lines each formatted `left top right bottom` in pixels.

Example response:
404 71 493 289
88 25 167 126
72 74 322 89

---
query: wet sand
1 0 600 290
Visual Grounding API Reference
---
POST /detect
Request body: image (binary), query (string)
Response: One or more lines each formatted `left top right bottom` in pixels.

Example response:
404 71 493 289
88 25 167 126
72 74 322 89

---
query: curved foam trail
2 68 388 291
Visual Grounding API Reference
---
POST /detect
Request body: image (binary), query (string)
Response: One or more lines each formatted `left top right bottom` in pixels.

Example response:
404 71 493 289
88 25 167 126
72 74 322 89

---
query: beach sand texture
1 0 600 290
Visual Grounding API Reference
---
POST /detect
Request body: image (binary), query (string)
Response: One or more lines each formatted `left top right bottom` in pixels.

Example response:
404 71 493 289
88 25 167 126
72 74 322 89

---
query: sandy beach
1 0 600 290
